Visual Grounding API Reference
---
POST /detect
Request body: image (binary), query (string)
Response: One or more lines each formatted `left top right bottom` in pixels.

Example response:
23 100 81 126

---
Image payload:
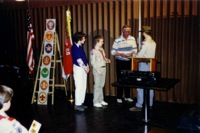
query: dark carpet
5 80 199 133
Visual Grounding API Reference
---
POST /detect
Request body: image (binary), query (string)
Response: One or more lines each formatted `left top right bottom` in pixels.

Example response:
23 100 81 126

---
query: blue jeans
136 62 154 107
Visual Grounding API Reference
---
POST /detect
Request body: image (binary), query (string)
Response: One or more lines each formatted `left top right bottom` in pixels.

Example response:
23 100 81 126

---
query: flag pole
65 7 74 102
69 76 73 102
67 9 74 103
27 0 36 102
138 0 142 50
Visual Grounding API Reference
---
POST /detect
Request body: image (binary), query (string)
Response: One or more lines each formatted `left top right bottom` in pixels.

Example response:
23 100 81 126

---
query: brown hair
0 85 13 109
72 32 87 43
122 25 131 31
93 35 104 48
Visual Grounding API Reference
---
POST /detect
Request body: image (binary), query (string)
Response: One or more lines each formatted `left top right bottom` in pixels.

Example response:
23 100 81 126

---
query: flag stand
68 76 74 102
63 9 74 103
31 32 67 105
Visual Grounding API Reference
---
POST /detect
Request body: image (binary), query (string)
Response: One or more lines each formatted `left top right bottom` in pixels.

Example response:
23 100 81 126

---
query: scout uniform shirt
0 110 28 133
90 47 107 74
136 36 156 58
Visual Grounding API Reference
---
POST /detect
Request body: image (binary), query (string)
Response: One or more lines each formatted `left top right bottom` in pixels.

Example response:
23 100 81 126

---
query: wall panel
108 2 116 96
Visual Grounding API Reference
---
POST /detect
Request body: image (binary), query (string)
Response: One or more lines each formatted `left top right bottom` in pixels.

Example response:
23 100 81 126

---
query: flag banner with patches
44 31 54 56
63 10 73 79
46 19 56 32
27 10 35 74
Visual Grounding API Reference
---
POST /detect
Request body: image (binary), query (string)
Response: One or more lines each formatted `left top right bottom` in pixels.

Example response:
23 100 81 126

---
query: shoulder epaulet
0 115 14 121
0 115 5 120
8 117 15 121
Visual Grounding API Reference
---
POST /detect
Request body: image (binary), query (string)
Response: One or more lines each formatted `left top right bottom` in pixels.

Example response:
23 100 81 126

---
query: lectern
130 57 159 72
112 57 179 123
129 57 159 122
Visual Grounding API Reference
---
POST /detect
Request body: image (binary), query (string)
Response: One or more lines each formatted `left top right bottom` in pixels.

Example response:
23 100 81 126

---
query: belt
101 66 106 68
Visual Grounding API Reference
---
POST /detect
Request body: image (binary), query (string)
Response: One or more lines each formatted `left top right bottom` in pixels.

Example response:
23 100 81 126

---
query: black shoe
82 105 87 109
74 105 85 111
129 106 142 112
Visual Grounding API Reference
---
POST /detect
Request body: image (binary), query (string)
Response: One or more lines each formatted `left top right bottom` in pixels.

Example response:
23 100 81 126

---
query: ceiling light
15 0 25 2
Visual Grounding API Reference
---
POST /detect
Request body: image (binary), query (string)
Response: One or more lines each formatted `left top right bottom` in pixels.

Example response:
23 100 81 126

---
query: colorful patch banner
38 19 56 105
46 19 56 32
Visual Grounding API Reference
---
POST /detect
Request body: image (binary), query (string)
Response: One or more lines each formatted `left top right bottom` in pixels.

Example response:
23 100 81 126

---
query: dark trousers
116 59 131 99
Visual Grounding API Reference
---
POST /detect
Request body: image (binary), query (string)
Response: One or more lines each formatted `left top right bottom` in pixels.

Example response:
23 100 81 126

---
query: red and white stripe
27 16 35 74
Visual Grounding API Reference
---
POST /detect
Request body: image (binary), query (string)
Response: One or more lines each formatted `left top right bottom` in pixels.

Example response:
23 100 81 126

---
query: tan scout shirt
136 36 156 58
90 48 108 74
0 110 28 133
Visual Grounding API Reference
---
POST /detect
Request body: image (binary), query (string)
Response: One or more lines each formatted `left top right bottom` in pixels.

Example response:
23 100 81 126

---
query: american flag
27 10 35 74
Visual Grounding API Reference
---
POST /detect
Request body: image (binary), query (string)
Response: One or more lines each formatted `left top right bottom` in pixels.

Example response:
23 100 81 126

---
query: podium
130 57 159 72
113 57 179 123
128 57 160 123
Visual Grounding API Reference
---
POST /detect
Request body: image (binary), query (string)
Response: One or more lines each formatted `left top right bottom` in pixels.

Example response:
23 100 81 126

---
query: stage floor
6 82 199 133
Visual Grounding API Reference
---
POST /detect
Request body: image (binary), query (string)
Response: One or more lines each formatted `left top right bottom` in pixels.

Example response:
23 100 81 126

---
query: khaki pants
93 67 106 104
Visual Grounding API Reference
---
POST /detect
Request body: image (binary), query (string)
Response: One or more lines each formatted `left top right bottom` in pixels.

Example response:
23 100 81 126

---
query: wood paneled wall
0 0 199 104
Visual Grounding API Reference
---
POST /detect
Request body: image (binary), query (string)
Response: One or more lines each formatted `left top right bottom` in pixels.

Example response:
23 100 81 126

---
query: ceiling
0 0 112 9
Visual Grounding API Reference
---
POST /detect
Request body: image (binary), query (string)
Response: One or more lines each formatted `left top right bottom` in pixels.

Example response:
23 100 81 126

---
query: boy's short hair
93 35 103 48
72 32 87 43
0 85 13 109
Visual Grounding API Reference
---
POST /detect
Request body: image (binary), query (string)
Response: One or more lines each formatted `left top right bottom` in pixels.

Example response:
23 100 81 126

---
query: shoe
101 101 108 106
94 103 102 108
129 106 142 112
82 105 87 109
124 98 134 102
117 99 123 103
74 105 85 111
